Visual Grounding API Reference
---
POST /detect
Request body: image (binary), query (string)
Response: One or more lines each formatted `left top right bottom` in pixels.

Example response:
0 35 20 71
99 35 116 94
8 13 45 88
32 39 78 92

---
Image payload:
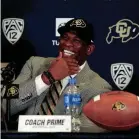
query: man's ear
86 43 95 55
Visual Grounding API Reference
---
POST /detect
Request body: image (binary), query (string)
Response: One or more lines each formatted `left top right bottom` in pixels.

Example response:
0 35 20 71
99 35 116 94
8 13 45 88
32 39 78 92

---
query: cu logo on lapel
4 84 19 98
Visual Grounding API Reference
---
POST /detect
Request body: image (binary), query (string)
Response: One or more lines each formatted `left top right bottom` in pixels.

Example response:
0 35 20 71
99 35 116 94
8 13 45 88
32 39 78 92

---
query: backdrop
1 0 139 95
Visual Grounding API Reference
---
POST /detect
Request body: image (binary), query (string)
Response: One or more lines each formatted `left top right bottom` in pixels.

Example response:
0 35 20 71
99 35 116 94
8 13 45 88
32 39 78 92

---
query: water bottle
71 78 81 132
64 78 73 115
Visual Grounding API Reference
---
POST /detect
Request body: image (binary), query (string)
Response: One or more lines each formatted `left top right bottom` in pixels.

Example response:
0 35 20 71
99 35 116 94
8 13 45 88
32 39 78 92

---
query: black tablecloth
1 122 139 139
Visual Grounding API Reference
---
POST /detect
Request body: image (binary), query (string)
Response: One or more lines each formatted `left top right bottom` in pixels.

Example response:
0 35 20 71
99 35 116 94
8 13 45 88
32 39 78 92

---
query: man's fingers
67 62 79 67
57 51 63 59
64 58 78 64
68 66 80 71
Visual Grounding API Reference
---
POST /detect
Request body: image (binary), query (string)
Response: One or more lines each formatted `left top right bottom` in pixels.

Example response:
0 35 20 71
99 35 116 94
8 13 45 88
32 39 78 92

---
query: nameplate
18 115 71 132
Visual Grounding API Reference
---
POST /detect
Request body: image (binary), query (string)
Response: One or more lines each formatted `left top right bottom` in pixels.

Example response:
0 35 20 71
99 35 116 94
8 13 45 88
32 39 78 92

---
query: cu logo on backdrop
106 19 139 44
2 18 24 45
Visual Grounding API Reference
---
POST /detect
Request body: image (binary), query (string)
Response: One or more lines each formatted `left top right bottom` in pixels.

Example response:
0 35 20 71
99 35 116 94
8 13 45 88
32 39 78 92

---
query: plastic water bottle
64 78 73 115
71 78 81 132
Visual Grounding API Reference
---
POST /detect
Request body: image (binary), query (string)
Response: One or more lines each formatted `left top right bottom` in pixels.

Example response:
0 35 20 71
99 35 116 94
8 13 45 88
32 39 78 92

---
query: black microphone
1 62 16 85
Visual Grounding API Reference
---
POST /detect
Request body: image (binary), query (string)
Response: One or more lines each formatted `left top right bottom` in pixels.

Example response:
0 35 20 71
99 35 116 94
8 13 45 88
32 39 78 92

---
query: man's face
59 32 93 66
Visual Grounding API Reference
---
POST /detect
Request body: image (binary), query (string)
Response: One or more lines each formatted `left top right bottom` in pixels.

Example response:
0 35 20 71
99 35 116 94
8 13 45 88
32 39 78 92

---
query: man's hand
48 52 80 81
63 54 80 75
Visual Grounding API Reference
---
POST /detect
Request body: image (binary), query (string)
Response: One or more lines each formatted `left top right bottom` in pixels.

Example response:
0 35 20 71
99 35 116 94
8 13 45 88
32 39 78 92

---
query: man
2 18 112 132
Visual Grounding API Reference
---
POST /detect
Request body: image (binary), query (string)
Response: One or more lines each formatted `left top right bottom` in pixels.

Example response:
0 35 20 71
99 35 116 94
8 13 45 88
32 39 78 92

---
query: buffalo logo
58 23 66 29
2 18 24 45
106 19 139 44
4 84 19 98
111 63 133 90
112 101 126 111
70 19 86 28
7 86 19 97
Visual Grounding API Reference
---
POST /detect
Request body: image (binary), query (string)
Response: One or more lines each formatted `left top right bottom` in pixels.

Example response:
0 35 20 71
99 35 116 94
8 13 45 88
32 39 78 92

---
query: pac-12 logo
111 63 133 90
2 18 24 45
106 19 139 44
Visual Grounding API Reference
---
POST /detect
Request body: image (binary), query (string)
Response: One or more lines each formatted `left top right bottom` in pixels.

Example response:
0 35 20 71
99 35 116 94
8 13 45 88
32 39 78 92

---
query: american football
83 91 139 131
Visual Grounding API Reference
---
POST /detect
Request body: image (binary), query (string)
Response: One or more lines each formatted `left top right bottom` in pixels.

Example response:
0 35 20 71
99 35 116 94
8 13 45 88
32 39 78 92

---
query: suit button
22 98 25 102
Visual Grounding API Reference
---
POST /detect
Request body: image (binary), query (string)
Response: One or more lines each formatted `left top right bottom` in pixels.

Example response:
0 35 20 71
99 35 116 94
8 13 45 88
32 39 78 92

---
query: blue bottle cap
69 78 76 85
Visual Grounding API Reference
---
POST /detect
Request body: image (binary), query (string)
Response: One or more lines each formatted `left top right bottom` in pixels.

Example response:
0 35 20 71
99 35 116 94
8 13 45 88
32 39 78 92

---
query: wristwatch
43 71 55 84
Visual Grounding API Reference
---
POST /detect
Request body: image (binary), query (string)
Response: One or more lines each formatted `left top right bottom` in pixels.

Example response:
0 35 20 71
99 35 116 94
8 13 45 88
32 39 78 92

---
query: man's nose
65 40 74 47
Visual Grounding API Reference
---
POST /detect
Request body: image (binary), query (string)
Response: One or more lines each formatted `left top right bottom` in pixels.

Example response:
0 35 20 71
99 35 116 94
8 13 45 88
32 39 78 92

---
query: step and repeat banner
1 0 139 95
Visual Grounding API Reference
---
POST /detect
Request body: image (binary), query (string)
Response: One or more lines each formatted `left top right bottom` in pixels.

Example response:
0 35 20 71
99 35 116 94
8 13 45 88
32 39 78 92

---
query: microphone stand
6 91 11 122
1 80 13 131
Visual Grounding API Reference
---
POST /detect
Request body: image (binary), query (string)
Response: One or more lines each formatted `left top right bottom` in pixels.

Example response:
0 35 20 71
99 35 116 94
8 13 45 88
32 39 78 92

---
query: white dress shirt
35 62 86 96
